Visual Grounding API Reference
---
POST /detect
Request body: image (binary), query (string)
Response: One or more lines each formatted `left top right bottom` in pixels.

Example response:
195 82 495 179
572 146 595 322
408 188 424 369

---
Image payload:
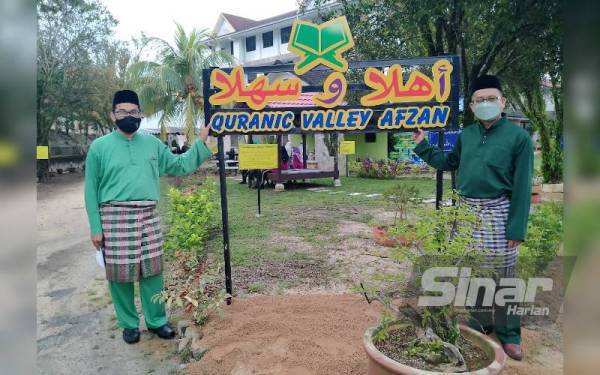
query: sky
99 0 302 131
101 0 301 44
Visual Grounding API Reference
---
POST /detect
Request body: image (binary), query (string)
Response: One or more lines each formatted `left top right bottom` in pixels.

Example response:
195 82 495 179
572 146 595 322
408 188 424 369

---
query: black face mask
115 116 141 133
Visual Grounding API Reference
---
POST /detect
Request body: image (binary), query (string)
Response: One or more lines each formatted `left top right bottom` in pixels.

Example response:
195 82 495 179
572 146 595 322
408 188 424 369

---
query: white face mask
473 101 501 121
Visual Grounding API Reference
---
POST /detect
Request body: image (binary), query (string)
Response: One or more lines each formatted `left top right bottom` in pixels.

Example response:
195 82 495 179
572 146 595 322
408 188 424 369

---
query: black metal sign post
202 55 461 301
216 136 232 305
435 132 445 210
203 67 233 304
257 172 262 217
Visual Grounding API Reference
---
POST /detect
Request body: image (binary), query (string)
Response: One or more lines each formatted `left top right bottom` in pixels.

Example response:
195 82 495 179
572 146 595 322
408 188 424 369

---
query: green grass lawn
160 174 452 268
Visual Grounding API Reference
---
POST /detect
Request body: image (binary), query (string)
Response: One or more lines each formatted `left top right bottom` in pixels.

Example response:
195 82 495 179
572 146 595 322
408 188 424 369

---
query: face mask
473 101 501 121
115 116 141 133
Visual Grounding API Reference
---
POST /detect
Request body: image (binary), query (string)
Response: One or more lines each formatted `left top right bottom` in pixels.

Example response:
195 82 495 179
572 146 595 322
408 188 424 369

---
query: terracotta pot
396 235 413 246
363 324 507 375
373 226 396 247
531 192 542 204
373 226 413 247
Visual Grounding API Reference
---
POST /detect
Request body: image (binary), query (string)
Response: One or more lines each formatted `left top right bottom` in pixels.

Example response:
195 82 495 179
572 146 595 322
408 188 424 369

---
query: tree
306 0 559 124
306 0 562 182
37 0 117 146
502 1 563 183
126 24 232 142
79 42 131 137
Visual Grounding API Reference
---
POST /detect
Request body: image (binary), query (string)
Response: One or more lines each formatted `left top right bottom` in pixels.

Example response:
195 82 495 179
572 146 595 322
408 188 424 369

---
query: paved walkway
37 174 180 375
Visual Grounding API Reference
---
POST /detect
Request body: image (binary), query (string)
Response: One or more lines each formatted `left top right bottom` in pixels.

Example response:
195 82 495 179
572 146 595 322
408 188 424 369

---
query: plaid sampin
100 200 163 283
460 195 518 274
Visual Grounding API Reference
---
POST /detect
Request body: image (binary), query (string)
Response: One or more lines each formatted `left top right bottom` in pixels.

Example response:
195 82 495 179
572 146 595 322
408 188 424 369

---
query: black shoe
122 328 140 344
148 324 176 339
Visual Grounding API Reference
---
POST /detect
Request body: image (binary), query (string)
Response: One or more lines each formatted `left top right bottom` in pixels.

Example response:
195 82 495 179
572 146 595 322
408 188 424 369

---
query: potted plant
539 158 563 193
531 176 542 203
373 183 419 247
363 198 507 374
541 181 563 193
531 168 543 203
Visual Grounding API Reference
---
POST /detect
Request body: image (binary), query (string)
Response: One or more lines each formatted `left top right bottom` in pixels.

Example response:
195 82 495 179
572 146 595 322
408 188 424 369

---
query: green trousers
468 304 521 344
108 272 167 330
467 266 521 345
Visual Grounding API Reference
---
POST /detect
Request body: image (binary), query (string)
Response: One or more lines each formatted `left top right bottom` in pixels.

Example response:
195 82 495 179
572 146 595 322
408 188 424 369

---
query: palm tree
127 23 232 142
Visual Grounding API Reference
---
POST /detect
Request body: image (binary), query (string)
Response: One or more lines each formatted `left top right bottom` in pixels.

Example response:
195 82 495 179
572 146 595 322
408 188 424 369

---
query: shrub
347 160 361 175
518 201 563 278
164 179 217 257
153 251 228 325
357 158 430 179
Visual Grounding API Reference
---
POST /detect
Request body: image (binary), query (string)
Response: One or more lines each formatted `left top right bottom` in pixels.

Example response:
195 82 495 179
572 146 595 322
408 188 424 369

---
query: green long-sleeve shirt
413 117 534 240
84 130 213 235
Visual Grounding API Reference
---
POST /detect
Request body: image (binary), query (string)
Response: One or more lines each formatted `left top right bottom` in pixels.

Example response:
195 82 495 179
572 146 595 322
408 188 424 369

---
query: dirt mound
186 294 381 375
186 294 562 375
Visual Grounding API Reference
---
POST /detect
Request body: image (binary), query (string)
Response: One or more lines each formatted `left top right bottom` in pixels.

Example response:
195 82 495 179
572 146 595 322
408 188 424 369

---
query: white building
209 2 340 67
207 2 356 168
210 11 296 67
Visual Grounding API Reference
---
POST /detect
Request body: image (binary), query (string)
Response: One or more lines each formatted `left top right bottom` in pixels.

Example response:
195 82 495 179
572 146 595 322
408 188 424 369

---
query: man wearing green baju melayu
412 75 533 361
85 90 212 344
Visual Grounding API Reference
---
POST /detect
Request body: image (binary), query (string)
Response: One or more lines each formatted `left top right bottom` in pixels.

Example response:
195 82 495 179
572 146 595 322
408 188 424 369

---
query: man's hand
91 234 104 249
507 240 522 249
412 128 425 144
198 125 210 142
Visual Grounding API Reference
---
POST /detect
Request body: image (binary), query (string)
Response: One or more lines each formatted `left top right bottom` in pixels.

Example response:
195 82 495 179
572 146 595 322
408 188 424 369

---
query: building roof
221 13 258 31
250 10 298 29
221 10 298 33
300 69 332 86
212 3 341 41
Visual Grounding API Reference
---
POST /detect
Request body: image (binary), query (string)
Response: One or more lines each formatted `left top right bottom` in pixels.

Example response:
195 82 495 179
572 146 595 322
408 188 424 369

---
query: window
262 31 273 48
280 26 292 44
229 41 234 56
365 133 377 143
245 36 256 52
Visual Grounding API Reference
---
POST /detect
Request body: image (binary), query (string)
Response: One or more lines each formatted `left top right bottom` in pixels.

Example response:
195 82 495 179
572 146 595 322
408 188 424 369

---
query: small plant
164 179 217 257
405 338 444 358
153 252 229 326
347 159 361 176
382 183 420 225
373 183 421 247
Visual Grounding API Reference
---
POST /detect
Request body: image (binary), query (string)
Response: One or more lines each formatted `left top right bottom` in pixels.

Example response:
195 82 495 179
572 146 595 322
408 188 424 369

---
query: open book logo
288 16 354 75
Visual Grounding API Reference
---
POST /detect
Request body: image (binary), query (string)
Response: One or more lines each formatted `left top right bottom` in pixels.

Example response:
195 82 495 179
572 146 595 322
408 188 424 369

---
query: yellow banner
238 144 278 170
340 141 355 155
37 146 49 160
